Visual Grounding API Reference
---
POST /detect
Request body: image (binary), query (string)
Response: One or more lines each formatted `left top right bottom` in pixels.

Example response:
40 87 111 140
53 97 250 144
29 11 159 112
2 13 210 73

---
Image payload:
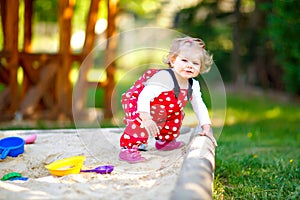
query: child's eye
193 62 200 66
181 59 188 62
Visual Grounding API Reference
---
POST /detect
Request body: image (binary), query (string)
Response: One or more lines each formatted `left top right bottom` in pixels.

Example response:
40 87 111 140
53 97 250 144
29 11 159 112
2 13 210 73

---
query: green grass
213 94 300 199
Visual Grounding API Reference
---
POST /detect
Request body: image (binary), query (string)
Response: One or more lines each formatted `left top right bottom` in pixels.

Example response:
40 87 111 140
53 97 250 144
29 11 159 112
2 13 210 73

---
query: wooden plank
171 128 216 200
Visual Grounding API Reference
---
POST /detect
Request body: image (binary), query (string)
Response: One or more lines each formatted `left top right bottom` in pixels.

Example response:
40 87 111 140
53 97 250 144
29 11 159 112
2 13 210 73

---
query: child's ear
170 55 177 66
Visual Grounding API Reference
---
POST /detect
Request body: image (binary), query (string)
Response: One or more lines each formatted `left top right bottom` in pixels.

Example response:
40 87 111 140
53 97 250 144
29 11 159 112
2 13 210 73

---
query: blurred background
0 0 299 127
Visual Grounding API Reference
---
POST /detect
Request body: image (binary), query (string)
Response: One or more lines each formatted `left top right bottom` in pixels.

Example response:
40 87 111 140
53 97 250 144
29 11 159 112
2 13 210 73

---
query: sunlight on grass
214 93 300 199
264 106 281 119
225 107 253 125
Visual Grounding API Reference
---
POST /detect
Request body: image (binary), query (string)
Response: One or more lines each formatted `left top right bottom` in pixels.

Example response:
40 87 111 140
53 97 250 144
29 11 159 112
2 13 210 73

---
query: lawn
213 92 300 199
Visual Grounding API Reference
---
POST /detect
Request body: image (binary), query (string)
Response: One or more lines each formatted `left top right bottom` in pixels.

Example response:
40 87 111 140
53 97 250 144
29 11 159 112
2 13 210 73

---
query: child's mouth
184 69 194 74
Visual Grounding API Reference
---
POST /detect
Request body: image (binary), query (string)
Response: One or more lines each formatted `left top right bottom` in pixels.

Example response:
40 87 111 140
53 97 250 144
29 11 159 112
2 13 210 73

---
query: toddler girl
119 36 214 163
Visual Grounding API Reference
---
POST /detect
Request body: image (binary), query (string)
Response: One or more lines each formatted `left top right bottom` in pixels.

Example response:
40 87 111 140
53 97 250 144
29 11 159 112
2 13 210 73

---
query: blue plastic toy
0 137 25 159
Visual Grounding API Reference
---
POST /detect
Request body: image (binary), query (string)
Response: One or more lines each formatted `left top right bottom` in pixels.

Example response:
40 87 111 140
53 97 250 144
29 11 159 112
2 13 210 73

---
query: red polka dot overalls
120 69 192 149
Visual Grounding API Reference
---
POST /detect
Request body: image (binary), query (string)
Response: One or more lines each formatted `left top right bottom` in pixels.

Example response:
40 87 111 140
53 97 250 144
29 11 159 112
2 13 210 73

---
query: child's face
171 50 201 79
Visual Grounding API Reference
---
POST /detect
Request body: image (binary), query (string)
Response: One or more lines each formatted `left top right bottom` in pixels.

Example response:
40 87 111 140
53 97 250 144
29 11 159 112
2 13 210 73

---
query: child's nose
186 63 193 68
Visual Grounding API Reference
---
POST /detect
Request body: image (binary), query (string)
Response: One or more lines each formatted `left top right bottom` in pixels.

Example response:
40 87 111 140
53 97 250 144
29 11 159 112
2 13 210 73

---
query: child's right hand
139 112 159 137
142 119 159 138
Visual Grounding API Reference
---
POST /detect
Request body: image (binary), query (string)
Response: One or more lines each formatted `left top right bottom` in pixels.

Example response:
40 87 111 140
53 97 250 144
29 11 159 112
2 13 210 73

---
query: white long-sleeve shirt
137 70 211 127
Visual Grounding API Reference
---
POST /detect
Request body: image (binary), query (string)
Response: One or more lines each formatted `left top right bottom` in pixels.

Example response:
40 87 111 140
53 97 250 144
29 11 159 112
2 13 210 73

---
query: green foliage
267 0 300 94
86 88 104 108
214 94 300 199
119 0 162 19
174 0 300 94
173 1 234 82
73 0 94 31
34 0 58 22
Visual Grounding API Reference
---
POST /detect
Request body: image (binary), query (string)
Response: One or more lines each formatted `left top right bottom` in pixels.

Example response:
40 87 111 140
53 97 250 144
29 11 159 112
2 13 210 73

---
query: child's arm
190 80 211 127
190 80 217 146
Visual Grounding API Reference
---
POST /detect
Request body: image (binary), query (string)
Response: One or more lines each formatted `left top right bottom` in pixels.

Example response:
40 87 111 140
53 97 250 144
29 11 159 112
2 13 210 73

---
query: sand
0 127 194 200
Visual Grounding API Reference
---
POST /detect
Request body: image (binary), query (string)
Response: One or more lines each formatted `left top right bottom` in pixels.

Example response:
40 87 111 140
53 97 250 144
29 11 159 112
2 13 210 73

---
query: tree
173 0 300 94
267 0 300 94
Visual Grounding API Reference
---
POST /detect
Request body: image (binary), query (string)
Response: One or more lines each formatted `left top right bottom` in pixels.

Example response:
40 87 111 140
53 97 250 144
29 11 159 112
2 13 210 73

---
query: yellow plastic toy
45 156 86 176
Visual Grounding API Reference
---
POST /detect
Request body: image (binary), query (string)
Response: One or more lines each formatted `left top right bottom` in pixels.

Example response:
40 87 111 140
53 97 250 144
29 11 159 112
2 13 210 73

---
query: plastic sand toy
45 156 86 176
0 137 25 159
80 165 114 174
1 172 28 181
24 134 37 144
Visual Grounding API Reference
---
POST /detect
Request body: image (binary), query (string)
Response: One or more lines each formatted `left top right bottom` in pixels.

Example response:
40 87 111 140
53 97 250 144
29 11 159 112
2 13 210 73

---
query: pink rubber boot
155 139 185 151
119 148 146 164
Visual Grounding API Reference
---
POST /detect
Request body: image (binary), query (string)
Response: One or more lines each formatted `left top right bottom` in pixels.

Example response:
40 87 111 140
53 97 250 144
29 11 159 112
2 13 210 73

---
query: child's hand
139 112 159 137
199 125 217 147
199 130 217 147
143 119 159 137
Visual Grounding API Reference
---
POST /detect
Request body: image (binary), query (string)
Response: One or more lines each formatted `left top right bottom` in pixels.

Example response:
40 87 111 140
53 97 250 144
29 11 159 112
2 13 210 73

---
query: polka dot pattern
120 69 190 148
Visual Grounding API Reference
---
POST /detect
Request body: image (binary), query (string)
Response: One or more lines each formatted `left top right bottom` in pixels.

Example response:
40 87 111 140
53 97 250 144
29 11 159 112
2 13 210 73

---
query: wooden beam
171 128 216 200
56 0 75 119
21 0 33 100
18 52 81 62
0 0 7 48
0 64 9 84
23 0 33 52
103 0 119 119
4 0 20 113
73 0 100 119
82 0 100 57
20 60 58 117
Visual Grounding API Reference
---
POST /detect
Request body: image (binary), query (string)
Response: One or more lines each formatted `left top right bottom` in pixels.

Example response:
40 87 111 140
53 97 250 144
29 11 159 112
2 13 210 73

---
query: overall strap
188 78 193 100
166 69 180 99
166 69 193 100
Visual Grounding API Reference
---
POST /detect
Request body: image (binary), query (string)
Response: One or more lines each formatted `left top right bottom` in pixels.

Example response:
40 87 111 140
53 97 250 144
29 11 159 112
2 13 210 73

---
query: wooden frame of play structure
0 0 118 121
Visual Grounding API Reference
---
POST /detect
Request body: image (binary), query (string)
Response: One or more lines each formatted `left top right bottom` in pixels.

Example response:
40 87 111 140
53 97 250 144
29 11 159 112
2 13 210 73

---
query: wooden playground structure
0 0 118 121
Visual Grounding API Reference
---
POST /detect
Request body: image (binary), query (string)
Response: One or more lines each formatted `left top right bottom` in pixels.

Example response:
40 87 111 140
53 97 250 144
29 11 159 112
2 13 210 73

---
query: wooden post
57 0 75 119
103 0 119 119
73 0 100 119
23 0 33 52
171 128 216 200
21 0 33 100
4 0 20 114
0 0 7 48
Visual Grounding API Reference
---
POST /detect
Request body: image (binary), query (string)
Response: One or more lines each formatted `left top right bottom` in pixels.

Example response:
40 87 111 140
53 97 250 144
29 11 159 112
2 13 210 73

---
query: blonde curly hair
163 36 213 74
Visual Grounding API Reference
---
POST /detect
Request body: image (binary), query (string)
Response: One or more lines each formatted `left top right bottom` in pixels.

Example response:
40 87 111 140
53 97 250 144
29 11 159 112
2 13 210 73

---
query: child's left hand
200 125 217 147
